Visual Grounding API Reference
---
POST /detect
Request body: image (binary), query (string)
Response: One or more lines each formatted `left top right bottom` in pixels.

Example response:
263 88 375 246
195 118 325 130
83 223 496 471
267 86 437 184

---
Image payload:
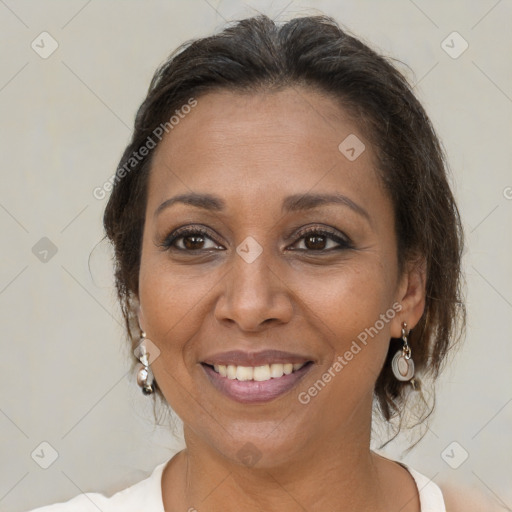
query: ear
390 255 427 338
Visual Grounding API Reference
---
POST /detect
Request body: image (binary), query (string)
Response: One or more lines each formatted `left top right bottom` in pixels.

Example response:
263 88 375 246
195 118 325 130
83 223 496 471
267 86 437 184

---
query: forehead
148 87 382 206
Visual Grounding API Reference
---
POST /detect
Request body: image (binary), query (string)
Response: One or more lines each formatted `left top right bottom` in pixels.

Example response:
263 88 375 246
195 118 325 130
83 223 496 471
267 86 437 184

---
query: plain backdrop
0 1 511 510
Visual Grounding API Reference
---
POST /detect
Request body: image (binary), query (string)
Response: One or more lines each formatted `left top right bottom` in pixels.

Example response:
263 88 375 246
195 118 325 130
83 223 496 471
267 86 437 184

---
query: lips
202 349 311 367
200 350 314 403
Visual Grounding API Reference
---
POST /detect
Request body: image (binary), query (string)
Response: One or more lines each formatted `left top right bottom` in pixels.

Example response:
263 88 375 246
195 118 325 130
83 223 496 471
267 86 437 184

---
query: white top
27 457 446 512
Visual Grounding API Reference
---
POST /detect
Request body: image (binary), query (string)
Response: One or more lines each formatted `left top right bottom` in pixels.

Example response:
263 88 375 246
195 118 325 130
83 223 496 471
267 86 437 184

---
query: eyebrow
154 192 370 222
282 193 370 221
154 193 225 217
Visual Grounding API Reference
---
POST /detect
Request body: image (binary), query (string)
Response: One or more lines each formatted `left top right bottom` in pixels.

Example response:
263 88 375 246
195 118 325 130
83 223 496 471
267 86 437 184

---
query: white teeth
236 366 253 381
270 363 284 378
253 365 270 381
211 362 307 381
227 365 237 379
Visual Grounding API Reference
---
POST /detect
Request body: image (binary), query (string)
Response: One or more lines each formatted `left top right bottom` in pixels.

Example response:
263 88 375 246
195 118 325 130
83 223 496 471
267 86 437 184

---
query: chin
201 418 313 470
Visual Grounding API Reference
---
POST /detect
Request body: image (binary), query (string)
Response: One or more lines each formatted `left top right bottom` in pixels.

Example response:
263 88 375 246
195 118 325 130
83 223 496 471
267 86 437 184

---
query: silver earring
135 331 155 395
391 322 416 388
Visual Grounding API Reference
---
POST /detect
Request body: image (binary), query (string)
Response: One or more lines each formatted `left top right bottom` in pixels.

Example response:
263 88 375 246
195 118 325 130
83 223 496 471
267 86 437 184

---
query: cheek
138 257 210 421
297 258 397 369
138 255 211 374
291 262 397 423
139 249 215 330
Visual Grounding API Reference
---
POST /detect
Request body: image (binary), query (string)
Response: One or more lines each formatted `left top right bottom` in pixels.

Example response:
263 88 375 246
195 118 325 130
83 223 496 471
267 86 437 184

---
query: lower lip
201 363 313 404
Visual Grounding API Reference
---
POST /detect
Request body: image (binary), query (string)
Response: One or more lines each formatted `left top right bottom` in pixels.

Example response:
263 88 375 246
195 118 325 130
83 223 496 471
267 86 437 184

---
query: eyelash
160 225 354 253
292 226 353 251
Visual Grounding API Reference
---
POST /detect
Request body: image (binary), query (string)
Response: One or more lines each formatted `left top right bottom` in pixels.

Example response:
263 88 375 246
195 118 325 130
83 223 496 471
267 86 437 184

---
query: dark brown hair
103 14 465 439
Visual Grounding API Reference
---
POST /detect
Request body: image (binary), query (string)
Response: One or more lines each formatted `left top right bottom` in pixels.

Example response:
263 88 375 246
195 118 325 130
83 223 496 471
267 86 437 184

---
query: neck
165 447 383 511
162 399 389 511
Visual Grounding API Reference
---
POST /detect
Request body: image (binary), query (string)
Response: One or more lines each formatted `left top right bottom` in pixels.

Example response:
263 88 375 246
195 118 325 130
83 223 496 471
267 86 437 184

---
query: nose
214 248 294 332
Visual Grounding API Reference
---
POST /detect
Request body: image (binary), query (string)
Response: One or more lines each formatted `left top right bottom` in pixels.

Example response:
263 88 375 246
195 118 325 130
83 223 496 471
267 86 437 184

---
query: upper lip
202 350 312 367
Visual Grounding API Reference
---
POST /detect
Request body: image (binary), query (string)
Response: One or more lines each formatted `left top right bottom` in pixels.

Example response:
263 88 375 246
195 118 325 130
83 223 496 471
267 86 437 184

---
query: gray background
0 0 511 510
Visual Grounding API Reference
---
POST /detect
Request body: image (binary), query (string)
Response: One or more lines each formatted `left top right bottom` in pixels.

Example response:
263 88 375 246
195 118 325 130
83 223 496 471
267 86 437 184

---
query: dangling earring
391 322 416 389
135 331 155 395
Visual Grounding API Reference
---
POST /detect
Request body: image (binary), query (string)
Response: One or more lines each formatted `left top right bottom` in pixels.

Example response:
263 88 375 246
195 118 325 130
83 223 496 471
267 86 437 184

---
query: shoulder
440 480 506 512
25 461 167 512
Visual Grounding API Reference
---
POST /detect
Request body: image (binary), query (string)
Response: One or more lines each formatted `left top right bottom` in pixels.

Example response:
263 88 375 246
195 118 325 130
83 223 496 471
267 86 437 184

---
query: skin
137 86 427 512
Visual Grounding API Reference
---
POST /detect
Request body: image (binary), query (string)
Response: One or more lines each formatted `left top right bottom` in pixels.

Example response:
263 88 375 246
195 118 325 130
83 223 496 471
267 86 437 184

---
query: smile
201 360 313 403
211 362 307 381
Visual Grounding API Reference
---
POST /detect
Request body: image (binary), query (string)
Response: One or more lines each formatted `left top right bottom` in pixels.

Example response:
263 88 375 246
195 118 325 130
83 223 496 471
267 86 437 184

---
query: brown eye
182 234 207 250
162 227 224 251
303 234 329 250
290 228 353 252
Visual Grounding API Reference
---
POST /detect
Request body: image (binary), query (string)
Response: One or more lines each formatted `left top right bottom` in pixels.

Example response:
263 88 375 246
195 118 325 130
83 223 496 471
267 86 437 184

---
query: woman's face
138 87 424 467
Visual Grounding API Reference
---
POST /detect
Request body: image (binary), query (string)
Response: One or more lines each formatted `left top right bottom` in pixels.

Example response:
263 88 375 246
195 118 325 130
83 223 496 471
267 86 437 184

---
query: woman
29 13 493 512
